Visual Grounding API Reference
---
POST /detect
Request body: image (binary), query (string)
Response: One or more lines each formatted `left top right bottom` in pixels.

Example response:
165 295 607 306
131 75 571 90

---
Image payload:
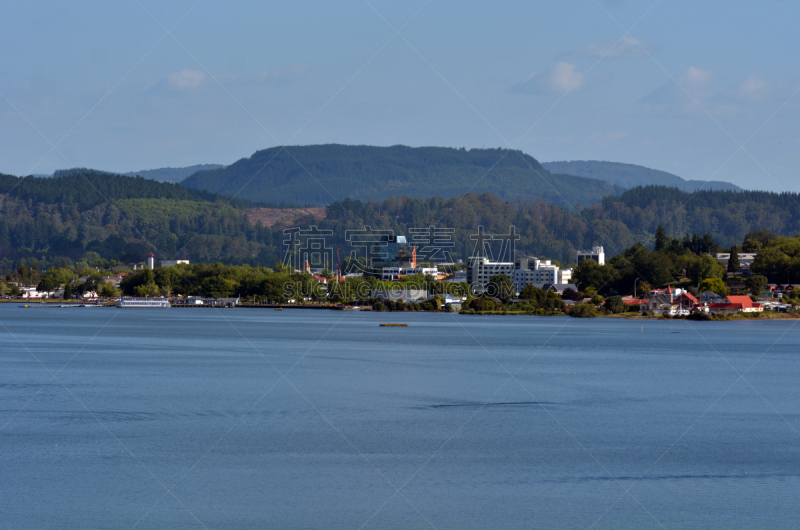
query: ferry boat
117 297 171 308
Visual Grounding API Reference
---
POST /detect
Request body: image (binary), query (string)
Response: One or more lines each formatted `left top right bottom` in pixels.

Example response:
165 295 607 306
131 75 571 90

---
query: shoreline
5 299 798 320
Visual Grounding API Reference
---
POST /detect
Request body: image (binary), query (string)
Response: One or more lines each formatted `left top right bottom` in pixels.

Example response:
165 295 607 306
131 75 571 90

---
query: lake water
1 305 800 529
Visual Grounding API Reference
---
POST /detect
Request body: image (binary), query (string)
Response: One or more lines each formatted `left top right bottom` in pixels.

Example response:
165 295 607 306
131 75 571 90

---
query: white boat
117 297 171 308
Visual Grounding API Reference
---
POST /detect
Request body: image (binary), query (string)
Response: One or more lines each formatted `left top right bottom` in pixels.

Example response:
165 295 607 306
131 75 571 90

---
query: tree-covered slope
541 160 741 192
4 168 800 270
0 172 280 267
0 171 251 210
583 185 800 247
181 144 620 207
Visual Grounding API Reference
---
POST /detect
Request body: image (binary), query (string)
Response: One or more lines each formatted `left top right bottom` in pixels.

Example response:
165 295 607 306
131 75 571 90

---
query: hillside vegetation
585 186 800 246
181 144 621 207
1 171 245 210
542 160 740 192
0 172 282 268
3 169 800 269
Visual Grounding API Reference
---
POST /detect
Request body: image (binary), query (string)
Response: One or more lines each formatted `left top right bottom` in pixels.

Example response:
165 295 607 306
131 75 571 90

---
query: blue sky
1 0 798 191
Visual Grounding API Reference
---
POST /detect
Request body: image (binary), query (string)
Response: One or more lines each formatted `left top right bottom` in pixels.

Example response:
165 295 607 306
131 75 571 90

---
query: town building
621 296 649 307
576 246 605 265
20 287 51 299
641 286 696 315
466 256 515 293
438 294 463 310
513 257 572 292
146 253 155 269
447 270 468 283
371 288 428 302
707 295 764 315
698 290 725 304
303 261 345 284
766 284 800 298
371 235 412 268
160 260 190 267
381 266 440 281
543 283 579 296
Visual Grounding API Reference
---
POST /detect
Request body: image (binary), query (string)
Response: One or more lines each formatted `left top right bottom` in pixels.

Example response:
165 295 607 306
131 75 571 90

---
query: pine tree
654 225 668 251
727 245 740 273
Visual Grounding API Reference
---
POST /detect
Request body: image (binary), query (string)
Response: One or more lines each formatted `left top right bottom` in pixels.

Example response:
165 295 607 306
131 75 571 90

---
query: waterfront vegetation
4 229 800 316
570 227 799 297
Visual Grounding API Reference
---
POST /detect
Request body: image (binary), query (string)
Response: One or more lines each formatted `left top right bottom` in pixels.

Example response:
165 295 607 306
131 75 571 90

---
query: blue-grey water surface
2 304 800 529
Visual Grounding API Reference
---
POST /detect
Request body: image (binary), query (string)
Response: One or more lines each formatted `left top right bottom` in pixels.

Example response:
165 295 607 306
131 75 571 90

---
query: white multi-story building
513 257 572 292
381 266 439 280
577 246 605 265
467 255 574 295
467 257 515 293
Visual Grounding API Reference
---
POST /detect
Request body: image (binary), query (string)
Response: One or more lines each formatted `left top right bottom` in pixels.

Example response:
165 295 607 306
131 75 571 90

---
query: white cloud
640 66 714 110
736 74 769 100
678 66 713 90
167 69 206 90
512 62 585 94
578 36 657 58
640 68 792 118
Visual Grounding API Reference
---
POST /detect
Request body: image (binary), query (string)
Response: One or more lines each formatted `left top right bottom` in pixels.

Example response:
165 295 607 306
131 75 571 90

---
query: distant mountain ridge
541 160 741 192
124 164 224 183
46 164 225 183
181 144 622 207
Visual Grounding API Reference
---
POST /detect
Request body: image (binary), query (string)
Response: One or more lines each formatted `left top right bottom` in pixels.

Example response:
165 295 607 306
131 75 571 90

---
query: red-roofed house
707 295 763 315
707 302 744 315
622 296 648 306
725 295 763 312
675 292 698 306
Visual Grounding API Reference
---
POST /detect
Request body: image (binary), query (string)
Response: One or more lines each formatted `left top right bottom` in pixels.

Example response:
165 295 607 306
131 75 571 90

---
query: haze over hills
181 144 622 207
541 160 741 192
42 164 225 183
123 164 224 183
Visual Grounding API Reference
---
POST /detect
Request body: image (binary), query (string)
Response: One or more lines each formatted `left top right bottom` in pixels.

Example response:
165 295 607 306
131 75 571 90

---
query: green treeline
118 262 471 303
0 171 252 210
572 227 800 296
587 186 800 245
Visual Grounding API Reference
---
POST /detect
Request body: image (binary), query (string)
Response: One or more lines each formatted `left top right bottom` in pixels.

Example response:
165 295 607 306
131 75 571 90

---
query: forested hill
0 171 282 268
3 169 800 269
181 144 621 207
583 185 800 245
541 160 741 192
0 172 252 210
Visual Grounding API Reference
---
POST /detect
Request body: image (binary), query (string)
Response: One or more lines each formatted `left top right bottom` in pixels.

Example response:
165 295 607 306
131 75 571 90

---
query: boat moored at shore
117 297 171 308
